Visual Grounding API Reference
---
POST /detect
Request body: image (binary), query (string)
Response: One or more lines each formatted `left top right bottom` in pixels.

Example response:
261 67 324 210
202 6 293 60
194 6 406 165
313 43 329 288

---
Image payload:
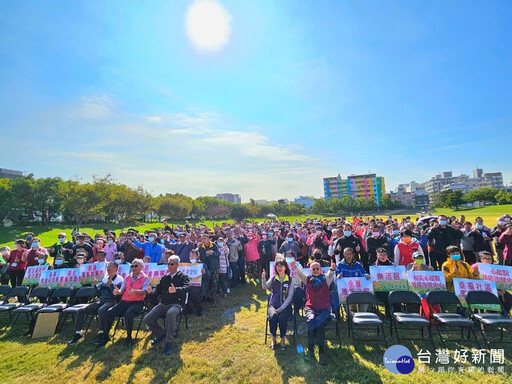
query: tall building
323 173 385 204
0 168 23 180
422 169 504 196
215 193 241 204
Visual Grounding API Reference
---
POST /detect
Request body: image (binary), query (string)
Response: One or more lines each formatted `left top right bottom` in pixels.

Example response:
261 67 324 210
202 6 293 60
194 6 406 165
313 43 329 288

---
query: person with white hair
144 255 190 355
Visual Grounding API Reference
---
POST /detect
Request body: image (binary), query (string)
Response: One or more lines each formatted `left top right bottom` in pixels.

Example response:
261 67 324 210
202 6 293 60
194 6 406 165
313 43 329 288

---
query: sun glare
186 0 231 52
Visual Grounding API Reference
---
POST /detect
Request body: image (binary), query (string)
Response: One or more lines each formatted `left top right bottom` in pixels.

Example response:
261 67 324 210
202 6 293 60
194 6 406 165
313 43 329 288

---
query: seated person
114 252 129 265
96 258 149 347
471 251 512 314
144 255 190 355
442 245 479 292
68 261 123 345
307 248 331 268
290 258 335 366
261 258 295 350
95 250 107 263
373 248 393 266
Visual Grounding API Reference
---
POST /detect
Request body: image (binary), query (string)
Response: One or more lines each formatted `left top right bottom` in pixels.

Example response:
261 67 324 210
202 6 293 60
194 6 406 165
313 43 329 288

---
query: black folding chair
11 287 51 330
112 297 149 341
466 291 512 347
346 291 388 347
426 290 479 348
0 286 29 324
175 292 189 339
0 285 12 302
388 290 434 348
60 286 98 333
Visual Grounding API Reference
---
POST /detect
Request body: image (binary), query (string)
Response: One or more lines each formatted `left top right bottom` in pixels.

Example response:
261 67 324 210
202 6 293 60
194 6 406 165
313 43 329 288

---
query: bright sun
186 0 231 52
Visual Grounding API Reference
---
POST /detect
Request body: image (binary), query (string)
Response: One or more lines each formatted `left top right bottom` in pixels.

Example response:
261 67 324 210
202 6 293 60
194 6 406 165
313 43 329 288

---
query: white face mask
190 258 197 263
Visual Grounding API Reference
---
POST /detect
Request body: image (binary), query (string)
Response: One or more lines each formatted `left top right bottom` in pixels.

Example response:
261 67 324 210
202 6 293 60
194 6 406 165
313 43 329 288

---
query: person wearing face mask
103 236 118 262
427 215 463 271
71 234 94 262
186 249 209 316
279 233 300 259
199 234 221 303
0 247 11 285
333 224 366 267
130 232 165 264
498 224 512 266
226 231 241 288
21 237 48 267
49 233 73 265
290 257 335 365
52 255 67 270
258 232 276 279
366 226 390 266
406 251 433 272
307 248 330 268
24 232 35 249
335 248 371 279
167 233 195 263
234 228 249 285
394 230 424 267
244 230 261 284
442 245 479 292
216 237 230 297
7 240 27 286
113 252 128 266
491 217 508 265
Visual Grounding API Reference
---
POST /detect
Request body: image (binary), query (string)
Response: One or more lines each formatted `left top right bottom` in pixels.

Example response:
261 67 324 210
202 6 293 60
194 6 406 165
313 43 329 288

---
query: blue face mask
31 242 39 248
439 220 447 226
287 237 293 243
393 230 400 235
148 237 155 242
26 236 33 241
55 259 64 265
476 224 483 229
450 254 461 261
269 232 274 236
115 259 122 264
343 231 352 237
160 239 164 244
218 242 224 247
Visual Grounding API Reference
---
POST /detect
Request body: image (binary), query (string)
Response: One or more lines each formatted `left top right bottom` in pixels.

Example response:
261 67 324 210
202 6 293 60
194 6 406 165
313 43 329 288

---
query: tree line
0 175 309 226
432 187 512 210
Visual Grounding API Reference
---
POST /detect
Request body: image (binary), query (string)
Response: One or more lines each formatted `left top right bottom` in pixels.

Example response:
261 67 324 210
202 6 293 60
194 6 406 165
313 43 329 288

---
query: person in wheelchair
261 257 294 350
290 257 335 365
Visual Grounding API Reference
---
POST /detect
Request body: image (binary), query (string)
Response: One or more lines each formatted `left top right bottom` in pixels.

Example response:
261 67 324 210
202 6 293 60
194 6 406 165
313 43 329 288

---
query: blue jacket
132 240 164 263
335 260 367 278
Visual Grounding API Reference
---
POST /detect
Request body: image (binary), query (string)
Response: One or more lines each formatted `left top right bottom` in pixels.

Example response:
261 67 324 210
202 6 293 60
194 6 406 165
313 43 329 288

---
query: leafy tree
62 181 103 228
205 204 230 219
230 205 253 221
436 190 464 210
32 177 67 224
464 187 498 205
0 178 13 223
311 199 329 214
157 194 193 221
495 190 512 205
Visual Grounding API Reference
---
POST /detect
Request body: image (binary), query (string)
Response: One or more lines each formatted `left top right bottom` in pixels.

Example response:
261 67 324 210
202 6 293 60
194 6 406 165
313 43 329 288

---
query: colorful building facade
323 173 386 205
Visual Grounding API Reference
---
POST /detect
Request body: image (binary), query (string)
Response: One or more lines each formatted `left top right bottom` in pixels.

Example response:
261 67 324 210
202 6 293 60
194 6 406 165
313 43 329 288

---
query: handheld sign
117 264 131 279
179 263 203 287
369 266 408 291
39 268 81 289
453 278 500 311
336 277 373 303
406 271 446 294
147 264 169 286
22 265 48 285
477 263 512 290
269 257 301 287
80 262 106 285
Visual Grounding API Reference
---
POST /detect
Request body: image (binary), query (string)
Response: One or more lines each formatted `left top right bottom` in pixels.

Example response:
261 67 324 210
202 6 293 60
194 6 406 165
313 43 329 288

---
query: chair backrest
0 285 12 298
9 286 29 302
426 290 461 308
29 287 51 302
466 291 504 313
73 286 97 299
50 287 74 301
388 290 421 306
346 291 379 306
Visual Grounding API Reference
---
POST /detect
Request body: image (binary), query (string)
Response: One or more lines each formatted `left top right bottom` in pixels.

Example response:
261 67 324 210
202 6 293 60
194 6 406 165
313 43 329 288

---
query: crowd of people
0 213 512 362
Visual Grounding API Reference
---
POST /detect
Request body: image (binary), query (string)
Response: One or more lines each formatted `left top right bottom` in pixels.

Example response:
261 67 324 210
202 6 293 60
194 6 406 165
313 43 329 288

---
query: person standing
427 215 462 270
258 231 276 280
7 240 26 287
22 238 48 268
49 232 73 265
144 255 190 355
198 234 220 303
226 230 241 288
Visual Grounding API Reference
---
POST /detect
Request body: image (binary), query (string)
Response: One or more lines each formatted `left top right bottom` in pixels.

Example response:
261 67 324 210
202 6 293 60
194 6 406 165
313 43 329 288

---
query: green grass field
0 282 510 384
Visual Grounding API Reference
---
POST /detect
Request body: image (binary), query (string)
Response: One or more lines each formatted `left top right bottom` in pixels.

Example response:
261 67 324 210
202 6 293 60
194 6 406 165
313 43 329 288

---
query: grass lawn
0 282 511 383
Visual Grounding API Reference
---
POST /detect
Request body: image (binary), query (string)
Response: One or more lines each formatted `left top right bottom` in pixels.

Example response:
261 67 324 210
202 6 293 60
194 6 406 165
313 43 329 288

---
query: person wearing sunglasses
290 257 335 366
96 258 149 347
144 255 190 355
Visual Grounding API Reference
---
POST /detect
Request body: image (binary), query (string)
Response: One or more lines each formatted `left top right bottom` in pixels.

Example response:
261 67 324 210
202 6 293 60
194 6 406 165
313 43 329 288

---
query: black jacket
154 270 190 305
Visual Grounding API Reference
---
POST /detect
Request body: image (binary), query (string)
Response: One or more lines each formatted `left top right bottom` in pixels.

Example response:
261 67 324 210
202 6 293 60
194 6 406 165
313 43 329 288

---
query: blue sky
1 1 511 201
